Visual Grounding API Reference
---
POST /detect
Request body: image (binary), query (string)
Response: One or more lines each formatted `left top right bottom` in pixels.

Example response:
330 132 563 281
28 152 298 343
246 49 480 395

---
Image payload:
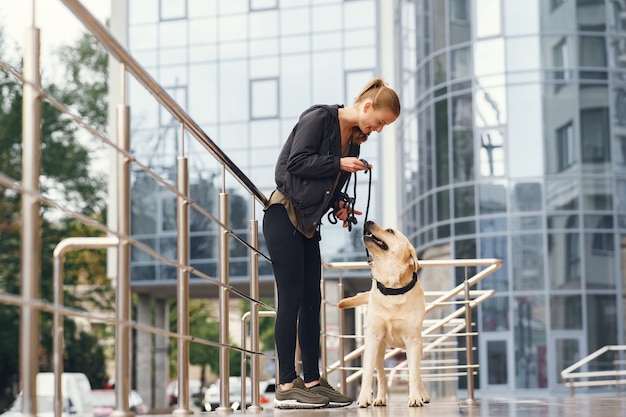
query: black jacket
275 104 360 234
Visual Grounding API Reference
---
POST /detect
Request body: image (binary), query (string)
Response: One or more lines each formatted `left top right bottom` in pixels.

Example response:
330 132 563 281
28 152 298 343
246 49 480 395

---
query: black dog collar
375 270 419 296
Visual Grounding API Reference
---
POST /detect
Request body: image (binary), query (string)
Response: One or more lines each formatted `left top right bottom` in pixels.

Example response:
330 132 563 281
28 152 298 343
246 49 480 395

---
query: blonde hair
354 77 401 117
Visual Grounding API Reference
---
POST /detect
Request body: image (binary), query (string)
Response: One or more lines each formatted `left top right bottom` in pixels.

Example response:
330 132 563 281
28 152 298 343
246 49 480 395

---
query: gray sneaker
274 377 329 409
308 378 353 407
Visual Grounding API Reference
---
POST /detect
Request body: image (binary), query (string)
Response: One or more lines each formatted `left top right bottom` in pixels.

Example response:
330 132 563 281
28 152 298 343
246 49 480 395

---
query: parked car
203 377 275 411
91 390 148 417
2 373 93 417
166 380 202 408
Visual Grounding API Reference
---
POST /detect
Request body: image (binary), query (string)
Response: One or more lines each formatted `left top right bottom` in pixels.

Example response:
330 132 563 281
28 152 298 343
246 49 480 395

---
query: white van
3 372 94 417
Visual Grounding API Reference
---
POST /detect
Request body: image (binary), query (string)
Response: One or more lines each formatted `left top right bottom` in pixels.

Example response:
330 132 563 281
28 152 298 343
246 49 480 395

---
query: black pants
263 204 322 385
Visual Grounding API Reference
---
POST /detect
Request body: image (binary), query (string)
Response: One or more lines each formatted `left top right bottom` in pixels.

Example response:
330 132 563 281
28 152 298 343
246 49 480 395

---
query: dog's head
363 220 419 283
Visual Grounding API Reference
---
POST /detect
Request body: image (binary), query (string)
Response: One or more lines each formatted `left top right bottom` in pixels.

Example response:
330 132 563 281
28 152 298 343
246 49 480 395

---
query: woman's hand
334 200 362 228
340 157 372 173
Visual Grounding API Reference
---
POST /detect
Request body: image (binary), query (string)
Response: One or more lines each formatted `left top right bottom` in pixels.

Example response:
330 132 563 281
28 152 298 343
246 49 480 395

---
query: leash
327 159 373 263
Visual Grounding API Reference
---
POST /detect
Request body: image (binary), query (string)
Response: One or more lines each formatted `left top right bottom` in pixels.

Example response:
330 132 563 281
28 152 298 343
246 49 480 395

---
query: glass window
510 216 542 231
435 100 449 186
454 186 475 218
475 0 501 38
436 189 450 222
250 78 279 120
160 86 187 127
482 297 509 330
584 232 615 290
550 295 582 329
480 236 509 291
511 182 542 212
548 232 581 289
250 0 277 11
479 183 506 214
552 38 571 91
579 36 608 79
514 295 547 388
449 0 471 45
479 129 505 177
581 107 610 164
451 46 472 80
547 214 579 229
486 340 508 385
546 178 579 210
555 121 575 171
586 294 618 356
512 234 544 290
160 0 187 20
576 0 606 32
582 177 612 210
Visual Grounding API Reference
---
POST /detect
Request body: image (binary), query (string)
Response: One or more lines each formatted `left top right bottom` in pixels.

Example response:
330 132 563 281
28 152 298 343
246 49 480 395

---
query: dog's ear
408 247 419 272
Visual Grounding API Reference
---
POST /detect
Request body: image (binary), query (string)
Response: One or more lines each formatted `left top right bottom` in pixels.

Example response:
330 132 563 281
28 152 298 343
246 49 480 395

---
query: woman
263 78 401 409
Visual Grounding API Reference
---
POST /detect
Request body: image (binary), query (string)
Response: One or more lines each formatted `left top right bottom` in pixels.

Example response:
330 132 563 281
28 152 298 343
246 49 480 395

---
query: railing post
217 190 232 413
174 154 193 416
464 270 475 402
111 69 133 417
248 209 262 411
20 24 41 417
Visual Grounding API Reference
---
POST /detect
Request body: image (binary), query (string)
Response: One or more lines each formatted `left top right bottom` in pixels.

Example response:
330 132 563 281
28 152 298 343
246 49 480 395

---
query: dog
337 220 430 407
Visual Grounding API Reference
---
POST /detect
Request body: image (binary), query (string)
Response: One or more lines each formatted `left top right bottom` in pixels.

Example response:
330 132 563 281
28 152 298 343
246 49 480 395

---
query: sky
0 0 110 82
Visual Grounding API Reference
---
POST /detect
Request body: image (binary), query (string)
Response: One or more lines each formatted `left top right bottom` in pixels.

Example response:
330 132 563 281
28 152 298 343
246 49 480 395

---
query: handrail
59 0 268 207
560 344 626 396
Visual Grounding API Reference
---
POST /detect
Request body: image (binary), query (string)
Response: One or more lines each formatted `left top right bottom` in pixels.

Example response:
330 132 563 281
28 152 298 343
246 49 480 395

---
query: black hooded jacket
274 104 360 235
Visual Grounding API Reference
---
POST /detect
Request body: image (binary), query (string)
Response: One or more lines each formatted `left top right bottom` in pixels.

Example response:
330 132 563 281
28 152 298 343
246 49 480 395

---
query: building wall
398 0 626 393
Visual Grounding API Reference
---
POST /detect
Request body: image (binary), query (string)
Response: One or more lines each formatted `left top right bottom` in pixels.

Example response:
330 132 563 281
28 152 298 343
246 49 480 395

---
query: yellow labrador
338 220 430 407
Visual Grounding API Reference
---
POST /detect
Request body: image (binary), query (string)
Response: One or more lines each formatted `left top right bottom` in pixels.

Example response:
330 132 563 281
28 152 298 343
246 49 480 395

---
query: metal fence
0 1 503 416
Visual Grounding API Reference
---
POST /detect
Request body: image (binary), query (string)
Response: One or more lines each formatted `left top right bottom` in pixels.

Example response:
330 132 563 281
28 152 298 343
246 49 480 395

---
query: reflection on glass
435 100 449 186
511 182 542 212
480 236 508 291
550 295 582 329
512 234 544 290
545 178 579 210
482 297 509 331
586 294 617 358
449 0 470 45
582 177 612 210
479 183 506 214
475 0 501 38
554 339 580 385
479 129 504 177
514 295 547 388
454 186 475 217
555 121 574 171
548 232 581 290
487 340 508 385
584 231 615 290
581 107 610 164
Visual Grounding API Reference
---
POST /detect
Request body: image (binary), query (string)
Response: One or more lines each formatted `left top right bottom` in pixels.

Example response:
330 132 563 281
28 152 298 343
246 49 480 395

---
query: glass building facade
398 0 626 392
120 0 626 396
123 0 385 291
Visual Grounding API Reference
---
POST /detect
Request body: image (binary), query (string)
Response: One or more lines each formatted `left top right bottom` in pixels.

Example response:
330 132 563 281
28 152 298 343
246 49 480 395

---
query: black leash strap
327 159 373 263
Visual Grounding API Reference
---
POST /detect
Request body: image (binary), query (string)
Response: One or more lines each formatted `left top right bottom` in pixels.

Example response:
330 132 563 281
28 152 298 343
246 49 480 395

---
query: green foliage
0 30 110 402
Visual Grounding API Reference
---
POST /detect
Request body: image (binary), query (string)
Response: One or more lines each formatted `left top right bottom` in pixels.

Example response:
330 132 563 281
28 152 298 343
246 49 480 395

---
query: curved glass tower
398 0 626 392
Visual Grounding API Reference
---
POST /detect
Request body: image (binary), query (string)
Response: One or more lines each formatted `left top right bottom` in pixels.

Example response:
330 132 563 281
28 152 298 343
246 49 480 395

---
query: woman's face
354 101 398 144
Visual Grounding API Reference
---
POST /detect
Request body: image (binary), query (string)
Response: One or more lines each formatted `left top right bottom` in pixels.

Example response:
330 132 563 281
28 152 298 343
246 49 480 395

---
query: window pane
160 0 187 20
480 236 509 291
454 186 475 217
548 232 581 289
479 183 507 214
487 340 508 385
479 129 505 177
511 182 542 212
514 295 547 388
586 295 618 356
584 232 615 289
550 295 582 329
251 78 279 119
512 234 544 290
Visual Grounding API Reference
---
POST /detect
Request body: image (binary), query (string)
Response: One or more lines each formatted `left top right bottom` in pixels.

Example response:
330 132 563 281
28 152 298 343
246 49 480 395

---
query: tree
0 29 110 403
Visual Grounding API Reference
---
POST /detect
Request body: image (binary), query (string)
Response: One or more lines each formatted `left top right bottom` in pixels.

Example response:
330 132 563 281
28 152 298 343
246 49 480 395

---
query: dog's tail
337 291 370 309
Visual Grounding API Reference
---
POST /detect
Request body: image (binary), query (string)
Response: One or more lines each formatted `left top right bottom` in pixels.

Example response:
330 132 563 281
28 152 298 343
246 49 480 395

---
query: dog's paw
357 393 372 408
408 396 428 407
372 398 386 406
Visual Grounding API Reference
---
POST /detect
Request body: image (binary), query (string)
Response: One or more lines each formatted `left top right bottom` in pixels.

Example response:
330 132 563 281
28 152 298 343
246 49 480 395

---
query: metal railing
1 2 503 416
561 345 626 396
321 258 502 401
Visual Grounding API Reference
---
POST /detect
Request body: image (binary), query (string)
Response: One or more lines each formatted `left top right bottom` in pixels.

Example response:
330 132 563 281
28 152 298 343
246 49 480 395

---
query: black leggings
263 204 322 385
